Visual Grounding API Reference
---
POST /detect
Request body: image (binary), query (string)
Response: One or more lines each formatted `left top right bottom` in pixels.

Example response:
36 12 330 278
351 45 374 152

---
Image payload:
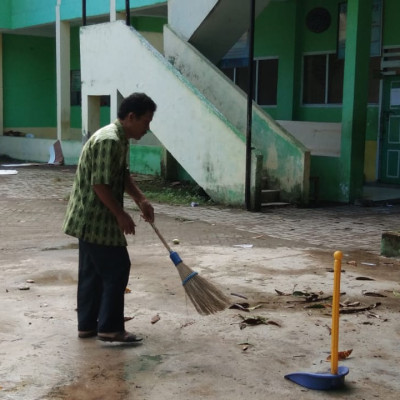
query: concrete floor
1 166 400 400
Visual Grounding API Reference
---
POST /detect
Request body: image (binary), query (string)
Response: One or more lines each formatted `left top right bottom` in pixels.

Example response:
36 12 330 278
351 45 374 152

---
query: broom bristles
175 261 230 315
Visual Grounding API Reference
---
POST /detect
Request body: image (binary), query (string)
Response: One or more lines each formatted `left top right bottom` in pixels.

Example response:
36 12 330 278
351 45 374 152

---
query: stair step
260 202 292 208
261 189 280 203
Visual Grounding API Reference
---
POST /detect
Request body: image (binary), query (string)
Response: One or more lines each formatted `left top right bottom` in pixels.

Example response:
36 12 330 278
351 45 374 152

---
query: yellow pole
331 251 342 374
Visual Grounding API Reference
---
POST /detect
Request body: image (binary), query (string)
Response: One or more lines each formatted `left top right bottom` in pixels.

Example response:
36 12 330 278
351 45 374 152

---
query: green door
380 77 400 184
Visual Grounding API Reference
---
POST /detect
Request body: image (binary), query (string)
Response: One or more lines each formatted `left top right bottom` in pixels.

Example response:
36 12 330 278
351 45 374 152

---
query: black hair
117 92 157 119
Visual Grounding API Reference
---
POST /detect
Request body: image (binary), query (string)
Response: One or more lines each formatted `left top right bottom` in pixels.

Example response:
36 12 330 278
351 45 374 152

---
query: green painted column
340 0 372 202
276 0 301 120
0 34 3 134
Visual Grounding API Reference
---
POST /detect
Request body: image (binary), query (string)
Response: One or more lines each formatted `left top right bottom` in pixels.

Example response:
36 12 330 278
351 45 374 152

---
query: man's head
118 93 157 140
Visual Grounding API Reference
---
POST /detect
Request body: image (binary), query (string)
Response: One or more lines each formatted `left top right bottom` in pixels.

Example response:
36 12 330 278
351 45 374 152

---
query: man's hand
93 184 136 234
139 199 154 223
116 210 136 235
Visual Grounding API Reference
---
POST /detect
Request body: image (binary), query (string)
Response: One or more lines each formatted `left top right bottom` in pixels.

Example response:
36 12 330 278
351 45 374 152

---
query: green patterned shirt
63 120 129 246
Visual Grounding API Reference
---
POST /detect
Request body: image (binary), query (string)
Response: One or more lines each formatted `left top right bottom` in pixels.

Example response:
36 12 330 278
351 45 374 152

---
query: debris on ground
236 315 281 330
326 349 353 361
151 314 161 324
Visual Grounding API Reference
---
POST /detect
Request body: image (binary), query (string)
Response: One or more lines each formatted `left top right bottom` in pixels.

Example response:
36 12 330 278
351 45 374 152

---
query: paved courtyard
0 164 399 400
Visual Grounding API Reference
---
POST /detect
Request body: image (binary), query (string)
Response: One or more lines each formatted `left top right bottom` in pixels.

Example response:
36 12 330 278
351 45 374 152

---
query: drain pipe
245 0 256 211
125 0 130 25
82 0 86 25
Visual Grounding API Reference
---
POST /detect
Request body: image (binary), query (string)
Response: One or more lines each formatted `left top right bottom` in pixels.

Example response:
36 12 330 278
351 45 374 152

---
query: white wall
0 136 81 165
277 121 341 157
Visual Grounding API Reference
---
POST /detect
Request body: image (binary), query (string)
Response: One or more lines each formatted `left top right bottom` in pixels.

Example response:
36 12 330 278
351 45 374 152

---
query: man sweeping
63 92 156 343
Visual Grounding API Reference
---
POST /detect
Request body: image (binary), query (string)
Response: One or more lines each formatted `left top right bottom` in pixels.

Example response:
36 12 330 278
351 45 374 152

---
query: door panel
380 78 400 183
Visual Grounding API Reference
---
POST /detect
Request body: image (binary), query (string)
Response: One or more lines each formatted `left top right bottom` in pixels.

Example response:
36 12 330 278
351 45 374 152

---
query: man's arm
93 184 136 234
124 173 154 223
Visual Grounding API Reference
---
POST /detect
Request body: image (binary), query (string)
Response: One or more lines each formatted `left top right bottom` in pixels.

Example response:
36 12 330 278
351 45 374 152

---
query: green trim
129 145 163 175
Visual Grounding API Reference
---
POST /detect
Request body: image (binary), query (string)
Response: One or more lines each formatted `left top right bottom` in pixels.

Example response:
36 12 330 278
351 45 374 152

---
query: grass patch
135 176 213 206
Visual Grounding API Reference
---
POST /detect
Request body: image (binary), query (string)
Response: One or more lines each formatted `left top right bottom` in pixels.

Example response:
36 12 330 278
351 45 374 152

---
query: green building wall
2 34 56 128
2 0 400 200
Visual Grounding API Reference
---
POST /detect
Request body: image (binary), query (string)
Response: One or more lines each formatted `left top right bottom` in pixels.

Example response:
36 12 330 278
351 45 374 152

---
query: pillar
340 0 373 202
56 1 71 141
0 34 3 135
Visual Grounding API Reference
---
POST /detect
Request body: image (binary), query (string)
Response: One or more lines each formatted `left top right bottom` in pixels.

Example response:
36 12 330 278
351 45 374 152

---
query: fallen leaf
238 315 268 325
340 302 381 314
267 320 282 327
393 291 400 297
292 290 308 297
124 316 134 322
340 300 360 307
347 261 357 266
151 314 160 324
326 349 353 361
248 304 263 311
324 324 332 335
124 287 132 293
230 292 248 300
229 302 251 312
362 291 386 298
304 303 325 309
356 276 375 281
237 315 281 328
275 289 289 296
180 320 195 328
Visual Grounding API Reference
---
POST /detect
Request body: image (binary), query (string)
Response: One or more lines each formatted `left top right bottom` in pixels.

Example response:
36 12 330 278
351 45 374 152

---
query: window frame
301 51 381 107
220 56 279 107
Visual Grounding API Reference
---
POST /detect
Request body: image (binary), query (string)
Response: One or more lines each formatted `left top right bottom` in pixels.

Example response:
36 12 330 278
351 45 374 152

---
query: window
302 53 380 105
71 70 81 106
220 58 279 106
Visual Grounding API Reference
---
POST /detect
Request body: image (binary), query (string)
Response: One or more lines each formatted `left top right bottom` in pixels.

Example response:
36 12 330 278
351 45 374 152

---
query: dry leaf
340 302 381 314
180 320 195 328
304 303 325 309
229 302 263 312
229 302 251 312
326 349 353 361
151 314 160 324
347 260 357 266
356 276 375 281
362 291 386 298
124 287 132 293
231 292 248 300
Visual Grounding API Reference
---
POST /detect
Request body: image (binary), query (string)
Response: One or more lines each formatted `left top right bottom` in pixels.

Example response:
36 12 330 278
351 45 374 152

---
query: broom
149 222 230 315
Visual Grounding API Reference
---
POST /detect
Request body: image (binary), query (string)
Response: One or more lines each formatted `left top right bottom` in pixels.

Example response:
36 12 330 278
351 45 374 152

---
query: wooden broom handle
149 222 172 252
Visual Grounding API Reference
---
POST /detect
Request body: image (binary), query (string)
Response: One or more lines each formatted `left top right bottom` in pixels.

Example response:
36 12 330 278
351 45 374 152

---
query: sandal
78 330 97 339
98 331 143 343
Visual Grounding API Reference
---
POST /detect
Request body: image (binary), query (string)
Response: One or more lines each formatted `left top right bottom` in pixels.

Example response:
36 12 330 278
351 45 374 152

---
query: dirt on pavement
0 165 400 400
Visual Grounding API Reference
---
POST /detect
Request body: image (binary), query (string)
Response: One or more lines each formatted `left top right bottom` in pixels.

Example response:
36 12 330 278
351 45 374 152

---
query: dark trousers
78 239 131 333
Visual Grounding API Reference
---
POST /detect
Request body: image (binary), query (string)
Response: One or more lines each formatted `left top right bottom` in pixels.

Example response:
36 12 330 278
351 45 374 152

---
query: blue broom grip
182 271 198 286
169 251 182 266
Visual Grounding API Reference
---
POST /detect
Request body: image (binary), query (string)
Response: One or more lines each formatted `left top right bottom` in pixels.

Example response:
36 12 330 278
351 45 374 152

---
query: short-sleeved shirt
63 120 129 246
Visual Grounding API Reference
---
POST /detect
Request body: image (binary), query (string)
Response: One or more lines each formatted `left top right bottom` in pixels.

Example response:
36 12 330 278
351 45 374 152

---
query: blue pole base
284 366 349 390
